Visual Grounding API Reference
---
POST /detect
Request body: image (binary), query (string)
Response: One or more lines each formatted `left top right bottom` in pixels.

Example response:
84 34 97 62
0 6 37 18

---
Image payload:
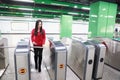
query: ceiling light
81 7 90 10
0 6 8 8
38 9 41 11
68 12 79 15
74 6 78 8
18 8 34 11
45 10 59 13
22 13 29 15
12 0 34 3
41 2 45 4
51 3 69 7
81 14 84 15
22 13 32 16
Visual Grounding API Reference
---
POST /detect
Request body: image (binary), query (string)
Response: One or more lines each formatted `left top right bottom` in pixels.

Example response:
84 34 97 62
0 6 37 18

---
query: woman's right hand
33 42 37 45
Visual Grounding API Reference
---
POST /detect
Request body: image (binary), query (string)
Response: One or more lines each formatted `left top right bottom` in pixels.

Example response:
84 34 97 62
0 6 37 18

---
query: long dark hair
34 20 43 36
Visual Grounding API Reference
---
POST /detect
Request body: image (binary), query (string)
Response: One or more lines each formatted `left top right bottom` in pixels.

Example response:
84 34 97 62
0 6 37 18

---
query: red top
31 28 46 46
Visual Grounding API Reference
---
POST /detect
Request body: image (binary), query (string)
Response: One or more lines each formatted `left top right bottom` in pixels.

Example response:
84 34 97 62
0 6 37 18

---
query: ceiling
0 0 120 22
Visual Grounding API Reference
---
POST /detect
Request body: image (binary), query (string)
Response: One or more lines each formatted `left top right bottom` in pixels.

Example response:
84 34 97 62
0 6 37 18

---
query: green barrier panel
60 15 72 38
88 1 117 38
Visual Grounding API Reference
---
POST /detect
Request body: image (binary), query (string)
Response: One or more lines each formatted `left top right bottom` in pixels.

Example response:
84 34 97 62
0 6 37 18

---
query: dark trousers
34 47 43 72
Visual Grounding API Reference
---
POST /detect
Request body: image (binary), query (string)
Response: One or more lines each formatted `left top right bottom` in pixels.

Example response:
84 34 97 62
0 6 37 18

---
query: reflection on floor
102 65 120 80
31 64 50 80
31 63 80 80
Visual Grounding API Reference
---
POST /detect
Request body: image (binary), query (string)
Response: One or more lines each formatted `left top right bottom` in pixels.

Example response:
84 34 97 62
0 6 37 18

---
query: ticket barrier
87 40 106 79
67 39 95 80
93 37 120 71
44 40 67 80
14 39 31 80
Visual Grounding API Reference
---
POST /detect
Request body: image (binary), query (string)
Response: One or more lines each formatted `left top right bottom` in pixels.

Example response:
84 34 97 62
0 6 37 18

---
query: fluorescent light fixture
41 2 45 4
9 7 34 11
9 7 15 8
18 8 34 11
22 13 32 15
38 9 41 12
81 7 90 10
45 10 59 13
51 3 69 7
12 0 34 3
68 12 79 15
24 15 32 18
81 14 84 15
74 5 78 8
0 6 8 8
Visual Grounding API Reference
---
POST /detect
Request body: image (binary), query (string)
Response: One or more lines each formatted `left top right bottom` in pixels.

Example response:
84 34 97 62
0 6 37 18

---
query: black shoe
38 69 41 72
35 65 37 70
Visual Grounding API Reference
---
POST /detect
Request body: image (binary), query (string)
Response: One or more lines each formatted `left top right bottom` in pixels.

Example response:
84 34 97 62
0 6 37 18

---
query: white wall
0 16 89 40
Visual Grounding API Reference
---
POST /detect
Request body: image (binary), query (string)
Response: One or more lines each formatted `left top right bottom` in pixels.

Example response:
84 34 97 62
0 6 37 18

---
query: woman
31 20 46 72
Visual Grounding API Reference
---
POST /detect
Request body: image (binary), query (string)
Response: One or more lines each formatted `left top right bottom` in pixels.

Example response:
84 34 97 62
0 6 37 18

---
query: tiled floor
0 35 120 80
102 65 120 80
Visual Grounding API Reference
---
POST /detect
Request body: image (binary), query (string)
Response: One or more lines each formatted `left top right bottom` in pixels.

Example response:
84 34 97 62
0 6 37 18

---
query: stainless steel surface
43 40 67 80
94 37 120 71
87 40 106 79
67 39 95 80
14 39 31 80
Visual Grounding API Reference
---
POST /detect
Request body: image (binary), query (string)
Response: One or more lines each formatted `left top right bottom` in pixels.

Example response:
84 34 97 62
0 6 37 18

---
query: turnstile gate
14 39 31 80
67 39 95 80
44 40 67 80
94 37 120 71
87 40 106 79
